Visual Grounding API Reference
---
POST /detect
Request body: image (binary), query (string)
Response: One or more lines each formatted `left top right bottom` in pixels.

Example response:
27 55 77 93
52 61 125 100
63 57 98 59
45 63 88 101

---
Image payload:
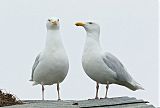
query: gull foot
100 97 108 99
88 97 99 100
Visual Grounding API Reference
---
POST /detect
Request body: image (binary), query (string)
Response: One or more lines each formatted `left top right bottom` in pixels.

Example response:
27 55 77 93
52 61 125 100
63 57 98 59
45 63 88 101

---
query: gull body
75 22 143 99
82 38 117 84
30 18 69 100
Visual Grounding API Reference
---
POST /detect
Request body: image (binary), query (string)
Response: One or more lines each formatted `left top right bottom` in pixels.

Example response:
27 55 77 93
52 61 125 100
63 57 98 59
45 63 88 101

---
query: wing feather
102 52 132 82
30 53 41 81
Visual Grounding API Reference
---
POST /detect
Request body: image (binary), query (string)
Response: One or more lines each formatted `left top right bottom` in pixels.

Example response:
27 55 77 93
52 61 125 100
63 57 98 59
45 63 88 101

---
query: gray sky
0 0 159 106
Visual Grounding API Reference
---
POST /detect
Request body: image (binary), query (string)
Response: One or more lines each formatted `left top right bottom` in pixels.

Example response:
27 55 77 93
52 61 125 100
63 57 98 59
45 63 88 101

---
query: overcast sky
0 0 159 106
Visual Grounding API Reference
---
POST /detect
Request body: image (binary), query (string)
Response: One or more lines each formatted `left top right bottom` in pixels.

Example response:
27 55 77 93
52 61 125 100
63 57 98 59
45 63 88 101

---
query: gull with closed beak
30 18 69 100
75 22 144 99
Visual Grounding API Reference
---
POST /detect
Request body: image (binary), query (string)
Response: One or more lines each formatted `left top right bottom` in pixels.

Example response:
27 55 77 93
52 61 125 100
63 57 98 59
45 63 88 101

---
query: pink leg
57 82 61 100
42 84 44 100
95 82 99 99
105 81 109 98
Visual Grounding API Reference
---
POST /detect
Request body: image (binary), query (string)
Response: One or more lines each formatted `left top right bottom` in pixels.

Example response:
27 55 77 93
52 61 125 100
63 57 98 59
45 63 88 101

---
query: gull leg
95 82 99 99
57 82 61 100
42 84 44 100
105 81 109 98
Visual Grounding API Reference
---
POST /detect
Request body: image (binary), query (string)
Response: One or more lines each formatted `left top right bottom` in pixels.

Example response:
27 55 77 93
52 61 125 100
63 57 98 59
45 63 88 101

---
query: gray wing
102 52 132 82
30 53 41 81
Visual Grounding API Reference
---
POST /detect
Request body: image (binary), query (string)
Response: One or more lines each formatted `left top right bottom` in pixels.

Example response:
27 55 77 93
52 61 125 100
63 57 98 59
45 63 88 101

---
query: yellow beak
52 21 58 25
75 22 85 26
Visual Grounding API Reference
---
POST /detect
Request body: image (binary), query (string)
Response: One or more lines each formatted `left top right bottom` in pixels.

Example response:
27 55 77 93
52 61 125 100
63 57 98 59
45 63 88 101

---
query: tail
124 80 144 91
29 79 33 81
32 82 39 86
29 79 39 86
132 81 144 90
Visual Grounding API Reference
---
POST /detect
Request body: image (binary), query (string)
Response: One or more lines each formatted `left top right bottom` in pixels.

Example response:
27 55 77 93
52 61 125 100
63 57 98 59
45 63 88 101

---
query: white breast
82 37 116 84
33 50 69 85
33 29 69 85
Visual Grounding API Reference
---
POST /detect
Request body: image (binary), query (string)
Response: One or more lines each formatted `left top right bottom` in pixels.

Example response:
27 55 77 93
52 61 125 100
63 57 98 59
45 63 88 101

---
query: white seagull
75 22 144 99
30 18 69 100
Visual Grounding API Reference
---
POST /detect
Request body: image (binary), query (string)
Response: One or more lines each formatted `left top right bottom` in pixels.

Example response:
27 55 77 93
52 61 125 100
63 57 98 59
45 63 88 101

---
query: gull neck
45 29 63 52
86 31 100 42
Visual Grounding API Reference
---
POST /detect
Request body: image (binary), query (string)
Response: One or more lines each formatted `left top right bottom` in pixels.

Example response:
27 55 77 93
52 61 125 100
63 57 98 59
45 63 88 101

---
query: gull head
75 22 100 34
46 18 60 30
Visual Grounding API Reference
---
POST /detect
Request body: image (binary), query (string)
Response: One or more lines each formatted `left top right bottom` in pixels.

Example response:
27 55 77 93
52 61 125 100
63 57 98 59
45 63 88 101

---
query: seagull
30 18 69 100
75 22 144 99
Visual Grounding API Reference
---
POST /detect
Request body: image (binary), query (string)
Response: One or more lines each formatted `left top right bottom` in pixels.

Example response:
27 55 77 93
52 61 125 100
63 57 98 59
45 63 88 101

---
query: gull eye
48 19 51 22
57 19 59 22
88 22 93 24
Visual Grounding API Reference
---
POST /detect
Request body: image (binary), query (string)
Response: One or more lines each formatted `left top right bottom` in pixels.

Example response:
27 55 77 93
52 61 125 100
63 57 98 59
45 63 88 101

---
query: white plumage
30 18 69 100
75 22 143 99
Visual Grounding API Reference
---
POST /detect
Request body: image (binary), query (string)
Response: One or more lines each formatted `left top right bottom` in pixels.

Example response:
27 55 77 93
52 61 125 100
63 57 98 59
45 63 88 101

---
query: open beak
75 22 85 26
